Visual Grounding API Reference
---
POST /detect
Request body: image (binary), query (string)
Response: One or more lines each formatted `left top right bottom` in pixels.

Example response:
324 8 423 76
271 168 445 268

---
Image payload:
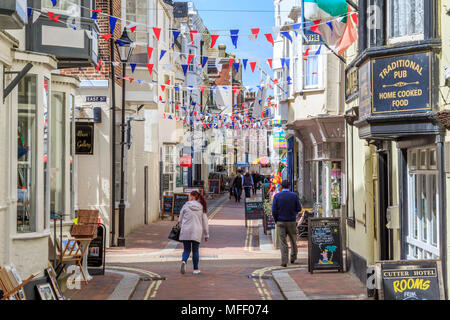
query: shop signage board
265 214 275 232
172 193 189 217
346 66 358 101
308 217 342 273
208 179 220 194
88 224 106 275
377 260 444 300
75 122 94 155
245 200 264 227
162 195 174 218
359 60 372 119
371 51 432 116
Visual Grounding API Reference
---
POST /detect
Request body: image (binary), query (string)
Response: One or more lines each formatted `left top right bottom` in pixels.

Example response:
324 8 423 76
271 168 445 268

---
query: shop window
303 49 319 89
69 94 76 218
407 147 439 260
17 75 37 233
388 0 424 43
51 92 66 216
43 78 50 229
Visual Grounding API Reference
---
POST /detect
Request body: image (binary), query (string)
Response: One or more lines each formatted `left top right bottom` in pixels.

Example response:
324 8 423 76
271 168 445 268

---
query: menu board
245 200 264 227
265 214 275 231
208 179 220 194
162 195 174 216
308 218 342 273
172 193 189 216
378 260 444 300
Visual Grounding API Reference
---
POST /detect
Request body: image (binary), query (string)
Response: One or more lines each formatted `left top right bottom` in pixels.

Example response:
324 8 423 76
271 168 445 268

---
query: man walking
233 171 243 203
272 180 302 267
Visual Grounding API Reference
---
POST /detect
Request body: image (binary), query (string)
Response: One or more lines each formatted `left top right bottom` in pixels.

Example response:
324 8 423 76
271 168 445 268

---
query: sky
189 0 276 88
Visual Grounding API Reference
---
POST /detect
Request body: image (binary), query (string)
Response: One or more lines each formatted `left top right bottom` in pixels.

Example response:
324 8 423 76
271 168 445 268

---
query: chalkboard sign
172 193 189 218
264 214 275 233
378 260 444 300
162 174 171 191
308 218 342 273
208 179 220 194
245 200 264 227
162 195 174 217
88 225 105 274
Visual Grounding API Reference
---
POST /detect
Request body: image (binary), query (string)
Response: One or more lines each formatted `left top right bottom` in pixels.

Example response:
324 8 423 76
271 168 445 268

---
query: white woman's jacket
179 201 209 243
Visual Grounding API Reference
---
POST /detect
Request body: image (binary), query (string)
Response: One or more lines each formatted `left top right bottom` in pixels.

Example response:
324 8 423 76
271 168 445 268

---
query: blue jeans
182 240 200 270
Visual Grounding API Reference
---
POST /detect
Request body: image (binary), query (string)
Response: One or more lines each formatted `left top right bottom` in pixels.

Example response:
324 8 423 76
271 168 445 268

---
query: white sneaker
192 270 201 274
180 261 186 274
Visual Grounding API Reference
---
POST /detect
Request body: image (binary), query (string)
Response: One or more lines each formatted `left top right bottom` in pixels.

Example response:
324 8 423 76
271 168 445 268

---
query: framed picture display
45 264 64 300
36 283 57 300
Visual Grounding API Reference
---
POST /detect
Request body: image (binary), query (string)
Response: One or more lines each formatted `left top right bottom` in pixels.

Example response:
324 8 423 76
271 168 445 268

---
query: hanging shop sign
179 155 192 167
359 60 372 119
376 260 444 300
371 51 432 115
75 122 94 155
345 66 358 101
308 217 343 273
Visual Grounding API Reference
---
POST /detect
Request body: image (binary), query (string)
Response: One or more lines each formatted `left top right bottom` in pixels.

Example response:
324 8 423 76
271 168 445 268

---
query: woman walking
179 191 209 274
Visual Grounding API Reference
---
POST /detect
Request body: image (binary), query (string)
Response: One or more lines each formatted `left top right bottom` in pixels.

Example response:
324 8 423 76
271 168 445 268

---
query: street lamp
115 30 134 247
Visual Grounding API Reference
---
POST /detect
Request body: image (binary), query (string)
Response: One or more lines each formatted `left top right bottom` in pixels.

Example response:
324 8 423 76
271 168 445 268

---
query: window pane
43 78 50 228
390 0 424 38
304 55 318 87
431 174 437 246
51 92 66 216
17 75 37 233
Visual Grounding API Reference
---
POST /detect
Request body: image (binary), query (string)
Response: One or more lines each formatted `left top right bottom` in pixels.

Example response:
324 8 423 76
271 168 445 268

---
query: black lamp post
114 30 134 247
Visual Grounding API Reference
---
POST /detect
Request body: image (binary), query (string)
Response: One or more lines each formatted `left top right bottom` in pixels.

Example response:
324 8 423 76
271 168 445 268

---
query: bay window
388 0 424 43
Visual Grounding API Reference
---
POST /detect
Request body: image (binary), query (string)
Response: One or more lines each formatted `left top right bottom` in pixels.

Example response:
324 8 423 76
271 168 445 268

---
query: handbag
168 222 181 242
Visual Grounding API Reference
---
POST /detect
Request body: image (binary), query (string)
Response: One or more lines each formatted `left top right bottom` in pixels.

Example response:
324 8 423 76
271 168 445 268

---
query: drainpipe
110 0 117 247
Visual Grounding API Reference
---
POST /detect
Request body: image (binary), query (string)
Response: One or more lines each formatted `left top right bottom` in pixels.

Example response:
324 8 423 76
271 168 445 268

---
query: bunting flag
147 47 153 60
130 25 137 33
96 60 102 72
351 12 358 25
228 58 235 70
182 64 188 76
47 12 59 22
202 56 209 68
147 64 154 76
230 30 239 49
267 59 273 70
172 30 180 48
243 59 248 70
159 50 166 60
250 28 260 40
315 45 322 55
264 33 274 47
281 31 292 43
101 34 112 41
130 63 136 73
32 11 41 23
190 30 198 44
109 16 118 34
337 6 358 55
210 34 219 48
51 0 57 6
233 62 240 73
292 23 301 36
280 58 285 69
250 62 257 73
200 86 205 94
187 54 195 65
303 48 310 60
310 20 322 35
153 27 161 40
285 58 290 69
91 11 98 20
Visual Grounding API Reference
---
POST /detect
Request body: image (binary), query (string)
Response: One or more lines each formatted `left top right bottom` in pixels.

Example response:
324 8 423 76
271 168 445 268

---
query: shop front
287 116 345 217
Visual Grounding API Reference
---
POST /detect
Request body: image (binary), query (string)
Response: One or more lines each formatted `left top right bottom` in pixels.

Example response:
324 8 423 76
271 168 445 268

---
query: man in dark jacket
233 172 243 203
272 180 302 267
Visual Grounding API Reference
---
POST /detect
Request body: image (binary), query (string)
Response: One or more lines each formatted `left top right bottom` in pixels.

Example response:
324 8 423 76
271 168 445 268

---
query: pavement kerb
106 269 141 300
271 268 310 300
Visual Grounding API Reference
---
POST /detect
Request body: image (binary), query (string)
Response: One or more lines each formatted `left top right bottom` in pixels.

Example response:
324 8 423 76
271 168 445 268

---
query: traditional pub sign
360 52 432 118
75 122 94 155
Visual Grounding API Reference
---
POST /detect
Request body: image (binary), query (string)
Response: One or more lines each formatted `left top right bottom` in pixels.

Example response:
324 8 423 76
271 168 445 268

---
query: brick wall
59 0 123 86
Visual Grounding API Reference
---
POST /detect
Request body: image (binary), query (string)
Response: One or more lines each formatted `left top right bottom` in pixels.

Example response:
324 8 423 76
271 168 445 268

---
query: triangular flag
202 56 209 68
281 31 292 43
182 64 188 76
147 47 153 60
172 30 180 48
48 11 54 20
292 24 301 36
109 16 118 34
27 8 32 19
200 86 205 94
159 50 166 60
91 11 98 20
210 34 219 48
315 45 322 55
147 64 154 76
153 27 161 40
187 54 195 65
303 48 310 60
250 62 256 73
130 25 137 33
351 12 358 25
251 28 260 39
230 30 239 49
267 59 273 70
337 7 358 56
280 58 285 68
243 59 248 70
190 30 198 44
101 34 112 41
130 63 136 73
32 11 41 23
228 58 235 70
285 58 290 69
161 85 166 92
264 33 274 46
233 62 240 73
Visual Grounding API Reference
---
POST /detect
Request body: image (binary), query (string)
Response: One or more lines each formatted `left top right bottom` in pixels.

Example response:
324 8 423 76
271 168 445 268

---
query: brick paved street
63 195 369 301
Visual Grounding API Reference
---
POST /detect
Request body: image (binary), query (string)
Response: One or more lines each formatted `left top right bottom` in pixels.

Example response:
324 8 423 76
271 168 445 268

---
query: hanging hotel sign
75 122 94 155
371 52 432 115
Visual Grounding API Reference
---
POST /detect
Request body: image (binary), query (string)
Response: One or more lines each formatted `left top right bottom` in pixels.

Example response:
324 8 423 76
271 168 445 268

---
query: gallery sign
371 51 432 115
75 122 94 155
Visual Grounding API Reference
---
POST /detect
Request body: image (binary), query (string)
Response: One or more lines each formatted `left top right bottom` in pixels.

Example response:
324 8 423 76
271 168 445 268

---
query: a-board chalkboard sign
172 193 189 220
245 200 264 227
208 179 220 194
377 260 444 300
308 217 342 273
88 224 106 275
162 174 171 191
162 195 174 217
265 214 275 231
